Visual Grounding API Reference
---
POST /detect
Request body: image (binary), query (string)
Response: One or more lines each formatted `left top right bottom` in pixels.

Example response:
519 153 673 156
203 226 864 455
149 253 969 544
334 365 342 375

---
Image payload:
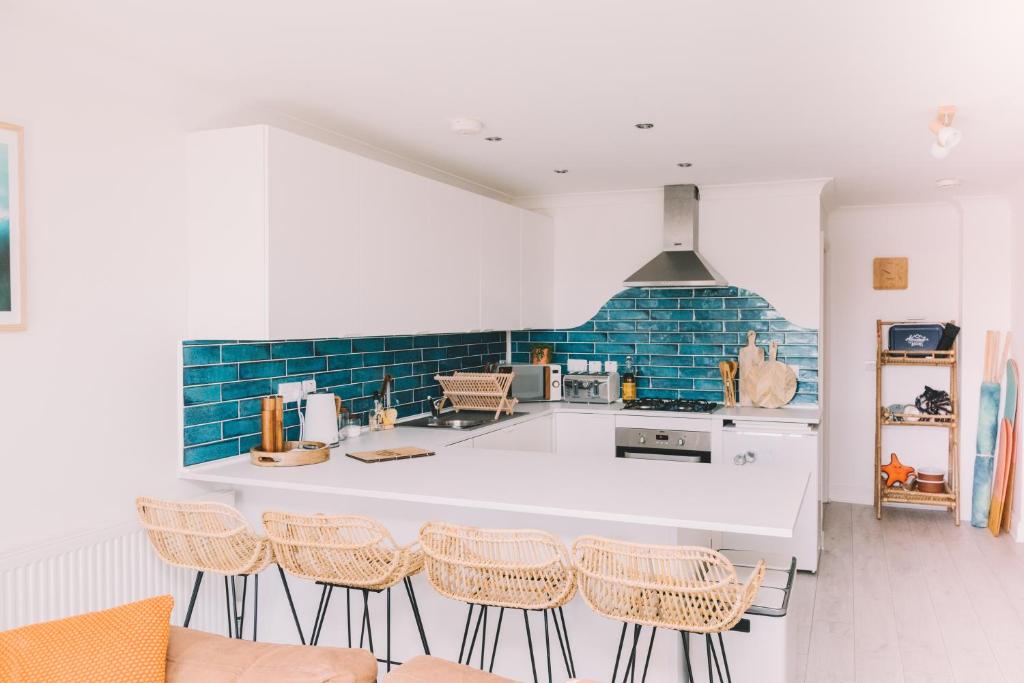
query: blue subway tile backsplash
181 286 818 467
181 331 506 466
511 286 818 404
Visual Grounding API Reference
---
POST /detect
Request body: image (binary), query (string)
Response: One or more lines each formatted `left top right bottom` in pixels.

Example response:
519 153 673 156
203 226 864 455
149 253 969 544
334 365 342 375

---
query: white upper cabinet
358 157 481 335
186 125 361 340
520 209 555 329
266 128 360 339
479 198 521 330
187 125 554 340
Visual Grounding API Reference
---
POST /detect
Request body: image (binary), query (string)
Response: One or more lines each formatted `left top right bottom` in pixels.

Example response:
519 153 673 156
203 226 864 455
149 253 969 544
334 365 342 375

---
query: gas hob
620 398 720 414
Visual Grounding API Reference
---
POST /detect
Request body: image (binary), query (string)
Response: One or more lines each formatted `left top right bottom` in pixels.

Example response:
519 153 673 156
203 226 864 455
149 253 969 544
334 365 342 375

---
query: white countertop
181 401 812 538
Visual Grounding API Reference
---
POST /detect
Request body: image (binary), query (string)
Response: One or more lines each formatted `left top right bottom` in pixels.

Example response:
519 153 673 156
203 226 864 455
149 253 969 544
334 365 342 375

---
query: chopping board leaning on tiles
746 340 799 409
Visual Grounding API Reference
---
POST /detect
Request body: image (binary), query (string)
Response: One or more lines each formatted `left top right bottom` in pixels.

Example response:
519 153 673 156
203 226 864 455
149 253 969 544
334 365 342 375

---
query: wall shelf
874 319 960 525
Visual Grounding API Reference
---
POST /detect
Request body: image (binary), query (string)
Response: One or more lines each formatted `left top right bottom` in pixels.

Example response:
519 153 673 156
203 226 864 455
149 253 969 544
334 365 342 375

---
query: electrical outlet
278 381 304 404
301 379 317 396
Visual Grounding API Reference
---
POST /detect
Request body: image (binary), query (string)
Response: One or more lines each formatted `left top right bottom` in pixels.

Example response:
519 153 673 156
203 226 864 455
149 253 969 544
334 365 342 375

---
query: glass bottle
621 355 637 401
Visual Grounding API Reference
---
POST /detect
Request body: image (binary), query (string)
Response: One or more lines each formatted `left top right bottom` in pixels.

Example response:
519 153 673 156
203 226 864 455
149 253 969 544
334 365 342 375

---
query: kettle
301 393 342 446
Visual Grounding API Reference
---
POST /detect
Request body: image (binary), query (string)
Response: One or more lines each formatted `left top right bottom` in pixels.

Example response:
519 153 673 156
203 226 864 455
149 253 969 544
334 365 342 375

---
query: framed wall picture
873 257 908 290
0 122 24 330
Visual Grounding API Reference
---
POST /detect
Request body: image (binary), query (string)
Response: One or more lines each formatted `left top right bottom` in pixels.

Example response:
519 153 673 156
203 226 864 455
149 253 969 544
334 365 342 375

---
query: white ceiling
17 0 1024 204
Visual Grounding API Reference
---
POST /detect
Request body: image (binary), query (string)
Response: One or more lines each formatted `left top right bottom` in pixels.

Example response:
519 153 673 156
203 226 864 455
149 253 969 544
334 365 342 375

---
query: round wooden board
748 361 797 409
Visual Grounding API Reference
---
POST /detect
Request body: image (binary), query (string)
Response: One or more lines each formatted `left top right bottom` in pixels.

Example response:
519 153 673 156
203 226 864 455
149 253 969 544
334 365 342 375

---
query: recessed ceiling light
484 136 503 142
634 123 654 129
450 117 484 135
677 162 693 168
935 178 961 189
554 169 569 174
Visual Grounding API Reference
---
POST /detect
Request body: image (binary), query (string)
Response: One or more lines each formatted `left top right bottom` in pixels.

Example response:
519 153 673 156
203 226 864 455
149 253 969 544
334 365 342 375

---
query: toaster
563 372 620 404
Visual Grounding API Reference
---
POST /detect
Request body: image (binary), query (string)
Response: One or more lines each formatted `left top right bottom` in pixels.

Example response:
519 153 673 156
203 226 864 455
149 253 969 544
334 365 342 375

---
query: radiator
0 523 230 633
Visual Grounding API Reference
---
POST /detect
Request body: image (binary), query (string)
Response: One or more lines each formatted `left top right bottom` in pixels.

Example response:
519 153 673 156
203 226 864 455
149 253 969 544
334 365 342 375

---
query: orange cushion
0 595 173 683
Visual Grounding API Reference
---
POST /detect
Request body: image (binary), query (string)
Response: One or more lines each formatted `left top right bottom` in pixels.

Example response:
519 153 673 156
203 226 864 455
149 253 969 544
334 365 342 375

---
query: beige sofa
166 626 377 683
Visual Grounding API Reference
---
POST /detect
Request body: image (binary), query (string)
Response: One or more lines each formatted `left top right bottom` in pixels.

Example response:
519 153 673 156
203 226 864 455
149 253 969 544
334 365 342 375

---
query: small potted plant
531 343 554 365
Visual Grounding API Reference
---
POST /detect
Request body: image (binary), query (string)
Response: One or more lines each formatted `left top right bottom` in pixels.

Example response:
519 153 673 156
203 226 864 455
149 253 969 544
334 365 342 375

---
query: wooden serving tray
346 446 435 463
251 441 330 467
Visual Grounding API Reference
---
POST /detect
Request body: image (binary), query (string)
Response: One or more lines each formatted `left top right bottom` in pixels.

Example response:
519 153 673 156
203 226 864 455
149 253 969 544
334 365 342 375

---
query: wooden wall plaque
873 257 908 290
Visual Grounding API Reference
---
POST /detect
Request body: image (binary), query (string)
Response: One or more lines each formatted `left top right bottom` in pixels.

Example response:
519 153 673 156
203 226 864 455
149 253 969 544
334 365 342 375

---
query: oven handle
615 446 710 463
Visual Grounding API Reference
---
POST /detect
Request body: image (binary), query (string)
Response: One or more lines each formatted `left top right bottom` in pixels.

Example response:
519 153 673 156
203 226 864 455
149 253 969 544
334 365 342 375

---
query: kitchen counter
182 401 811 538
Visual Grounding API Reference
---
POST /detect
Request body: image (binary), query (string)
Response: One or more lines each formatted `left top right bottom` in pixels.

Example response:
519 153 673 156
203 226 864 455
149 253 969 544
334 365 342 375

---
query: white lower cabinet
554 412 615 458
471 415 553 452
719 422 821 572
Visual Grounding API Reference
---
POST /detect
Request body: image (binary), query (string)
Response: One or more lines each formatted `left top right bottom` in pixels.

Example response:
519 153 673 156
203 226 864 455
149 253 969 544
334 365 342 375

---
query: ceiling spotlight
936 177 962 189
450 117 484 135
484 136 503 142
635 123 655 129
929 105 962 159
677 162 693 168
554 169 569 174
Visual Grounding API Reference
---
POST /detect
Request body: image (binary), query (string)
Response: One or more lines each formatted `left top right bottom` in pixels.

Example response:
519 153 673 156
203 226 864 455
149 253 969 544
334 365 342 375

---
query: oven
614 426 711 463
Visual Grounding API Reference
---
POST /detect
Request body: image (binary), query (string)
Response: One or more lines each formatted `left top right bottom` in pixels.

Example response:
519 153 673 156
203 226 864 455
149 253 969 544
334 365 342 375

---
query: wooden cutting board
346 446 435 463
747 341 797 409
738 330 764 406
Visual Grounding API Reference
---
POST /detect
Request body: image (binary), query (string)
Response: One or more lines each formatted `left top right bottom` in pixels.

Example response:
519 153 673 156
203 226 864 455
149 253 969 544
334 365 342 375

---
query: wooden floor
792 503 1024 683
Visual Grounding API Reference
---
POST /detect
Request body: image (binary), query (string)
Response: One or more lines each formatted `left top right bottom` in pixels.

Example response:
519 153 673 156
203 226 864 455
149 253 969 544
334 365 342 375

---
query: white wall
826 204 961 504
1011 181 1024 539
0 24 205 553
825 198 1015 523
516 179 828 330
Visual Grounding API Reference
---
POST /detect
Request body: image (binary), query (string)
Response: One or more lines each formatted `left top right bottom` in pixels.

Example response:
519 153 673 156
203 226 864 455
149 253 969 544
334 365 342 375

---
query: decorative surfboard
994 359 1020 534
971 381 1000 527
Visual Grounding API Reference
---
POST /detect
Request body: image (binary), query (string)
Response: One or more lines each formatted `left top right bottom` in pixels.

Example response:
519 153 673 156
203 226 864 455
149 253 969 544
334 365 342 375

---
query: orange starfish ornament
881 453 915 488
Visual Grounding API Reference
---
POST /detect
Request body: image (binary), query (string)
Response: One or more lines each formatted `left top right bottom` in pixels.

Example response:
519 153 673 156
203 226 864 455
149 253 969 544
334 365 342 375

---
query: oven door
615 446 710 463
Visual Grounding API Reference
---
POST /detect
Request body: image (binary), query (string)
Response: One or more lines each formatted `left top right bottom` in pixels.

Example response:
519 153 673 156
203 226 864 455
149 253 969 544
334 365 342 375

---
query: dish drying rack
434 372 518 418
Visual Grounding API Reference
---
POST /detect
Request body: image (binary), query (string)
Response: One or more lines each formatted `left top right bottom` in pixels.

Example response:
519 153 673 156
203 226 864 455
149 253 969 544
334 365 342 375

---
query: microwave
497 363 562 402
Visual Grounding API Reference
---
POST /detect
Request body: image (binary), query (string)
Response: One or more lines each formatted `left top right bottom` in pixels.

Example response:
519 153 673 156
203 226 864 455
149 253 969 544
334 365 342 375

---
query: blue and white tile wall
182 332 505 466
511 286 818 404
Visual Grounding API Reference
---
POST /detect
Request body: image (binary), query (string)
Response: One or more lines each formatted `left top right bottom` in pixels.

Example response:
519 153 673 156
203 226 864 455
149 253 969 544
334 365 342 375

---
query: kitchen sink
402 411 525 431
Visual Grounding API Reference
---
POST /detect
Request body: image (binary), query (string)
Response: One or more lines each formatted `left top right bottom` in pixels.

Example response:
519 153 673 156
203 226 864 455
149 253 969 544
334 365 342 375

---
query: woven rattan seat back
135 496 272 576
419 521 576 610
572 536 765 633
263 511 419 590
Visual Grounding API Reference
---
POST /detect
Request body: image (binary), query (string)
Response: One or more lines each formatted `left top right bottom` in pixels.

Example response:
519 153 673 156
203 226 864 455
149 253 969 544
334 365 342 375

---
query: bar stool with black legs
572 536 765 683
136 497 302 642
418 521 577 683
262 511 431 673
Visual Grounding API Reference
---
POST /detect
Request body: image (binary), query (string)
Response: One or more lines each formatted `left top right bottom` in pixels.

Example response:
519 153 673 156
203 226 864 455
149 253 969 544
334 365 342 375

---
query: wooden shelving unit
874 320 960 525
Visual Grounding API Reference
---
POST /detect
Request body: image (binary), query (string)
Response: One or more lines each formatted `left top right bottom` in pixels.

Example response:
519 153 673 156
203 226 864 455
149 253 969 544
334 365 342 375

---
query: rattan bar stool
262 511 431 672
572 536 765 683
418 521 577 683
135 496 301 642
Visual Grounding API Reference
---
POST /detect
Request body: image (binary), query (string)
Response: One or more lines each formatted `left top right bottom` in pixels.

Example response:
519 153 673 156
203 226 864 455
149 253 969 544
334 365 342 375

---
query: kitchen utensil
719 360 738 407
738 331 764 406
346 446 435 463
301 393 342 446
251 440 329 467
260 396 280 452
434 372 519 417
747 341 797 409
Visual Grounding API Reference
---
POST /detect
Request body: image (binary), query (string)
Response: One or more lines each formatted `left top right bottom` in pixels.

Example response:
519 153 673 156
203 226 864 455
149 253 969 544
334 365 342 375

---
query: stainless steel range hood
624 184 726 287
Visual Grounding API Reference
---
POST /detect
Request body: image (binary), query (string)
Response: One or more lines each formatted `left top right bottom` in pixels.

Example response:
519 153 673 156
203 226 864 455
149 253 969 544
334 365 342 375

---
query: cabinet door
358 158 481 335
554 412 615 458
473 415 553 452
720 428 820 571
267 128 361 339
480 198 522 331
520 210 554 329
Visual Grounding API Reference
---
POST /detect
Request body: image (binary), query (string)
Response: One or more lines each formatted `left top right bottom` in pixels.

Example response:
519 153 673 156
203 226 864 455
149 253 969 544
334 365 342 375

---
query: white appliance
719 420 821 572
563 371 619 403
497 363 562 402
300 393 341 446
